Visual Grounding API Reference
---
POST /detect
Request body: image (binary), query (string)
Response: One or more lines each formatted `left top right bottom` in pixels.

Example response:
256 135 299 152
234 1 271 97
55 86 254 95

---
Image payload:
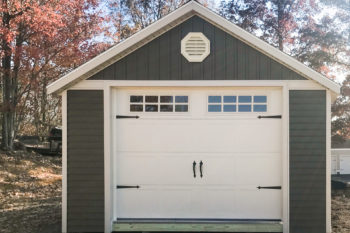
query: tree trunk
1 2 21 151
277 0 284 51
1 3 13 150
41 78 48 134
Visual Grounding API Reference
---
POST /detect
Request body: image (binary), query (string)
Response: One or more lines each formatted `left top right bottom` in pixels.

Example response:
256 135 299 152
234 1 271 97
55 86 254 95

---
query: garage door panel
190 189 237 218
234 190 282 219
192 188 281 219
117 189 194 218
199 154 281 186
117 154 197 185
235 155 282 185
117 120 281 153
198 157 237 185
117 187 282 219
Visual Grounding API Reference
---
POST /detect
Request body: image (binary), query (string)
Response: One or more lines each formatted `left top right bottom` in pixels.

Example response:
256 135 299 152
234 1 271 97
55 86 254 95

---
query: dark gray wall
67 90 104 233
89 16 306 81
289 90 326 233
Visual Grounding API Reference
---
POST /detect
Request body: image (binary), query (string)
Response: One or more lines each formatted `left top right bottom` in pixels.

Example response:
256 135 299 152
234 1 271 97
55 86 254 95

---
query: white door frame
65 79 329 233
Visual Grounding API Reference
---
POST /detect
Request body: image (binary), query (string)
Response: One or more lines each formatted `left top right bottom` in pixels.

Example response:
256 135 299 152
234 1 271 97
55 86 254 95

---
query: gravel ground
0 151 61 233
0 150 350 233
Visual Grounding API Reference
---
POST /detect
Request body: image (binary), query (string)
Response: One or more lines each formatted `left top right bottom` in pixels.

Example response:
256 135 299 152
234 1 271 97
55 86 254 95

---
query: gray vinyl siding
67 90 104 233
89 16 305 81
289 90 326 233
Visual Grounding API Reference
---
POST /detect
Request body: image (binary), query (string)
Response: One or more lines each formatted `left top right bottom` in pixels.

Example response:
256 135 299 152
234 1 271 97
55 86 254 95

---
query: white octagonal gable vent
181 32 210 62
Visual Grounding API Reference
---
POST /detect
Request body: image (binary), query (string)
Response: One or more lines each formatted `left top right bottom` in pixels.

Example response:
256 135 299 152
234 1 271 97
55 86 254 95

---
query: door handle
193 161 197 178
199 161 203 178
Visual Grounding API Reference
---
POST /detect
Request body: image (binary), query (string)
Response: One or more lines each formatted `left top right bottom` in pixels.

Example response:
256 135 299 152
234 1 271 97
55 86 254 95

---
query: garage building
47 1 340 233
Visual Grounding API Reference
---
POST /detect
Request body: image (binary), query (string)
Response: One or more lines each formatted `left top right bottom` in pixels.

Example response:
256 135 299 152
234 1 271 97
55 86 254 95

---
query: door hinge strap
258 115 282 119
257 186 282 190
117 185 140 189
116 115 140 119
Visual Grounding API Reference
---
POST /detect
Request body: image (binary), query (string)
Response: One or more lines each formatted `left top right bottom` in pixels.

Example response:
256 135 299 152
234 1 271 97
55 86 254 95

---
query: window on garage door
208 95 267 113
129 95 189 113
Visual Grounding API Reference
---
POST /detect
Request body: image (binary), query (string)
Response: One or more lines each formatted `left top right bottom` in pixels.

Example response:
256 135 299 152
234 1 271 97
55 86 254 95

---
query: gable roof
47 1 340 94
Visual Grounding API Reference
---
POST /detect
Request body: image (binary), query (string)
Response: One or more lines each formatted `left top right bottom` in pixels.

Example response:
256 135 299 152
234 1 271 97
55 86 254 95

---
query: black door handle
116 115 140 119
199 161 203 178
193 161 197 178
258 115 282 119
257 186 282 190
117 185 140 189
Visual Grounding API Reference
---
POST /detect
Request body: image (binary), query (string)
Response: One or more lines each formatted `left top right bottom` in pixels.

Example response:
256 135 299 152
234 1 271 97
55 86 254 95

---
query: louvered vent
181 32 210 62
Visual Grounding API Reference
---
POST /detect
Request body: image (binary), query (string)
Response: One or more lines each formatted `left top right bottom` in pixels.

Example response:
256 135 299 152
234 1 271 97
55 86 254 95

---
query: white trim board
61 91 68 233
47 1 340 95
282 84 289 233
326 90 331 233
71 80 325 89
104 87 112 233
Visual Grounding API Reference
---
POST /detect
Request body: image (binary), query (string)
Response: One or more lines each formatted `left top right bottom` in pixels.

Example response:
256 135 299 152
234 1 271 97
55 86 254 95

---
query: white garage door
114 87 282 221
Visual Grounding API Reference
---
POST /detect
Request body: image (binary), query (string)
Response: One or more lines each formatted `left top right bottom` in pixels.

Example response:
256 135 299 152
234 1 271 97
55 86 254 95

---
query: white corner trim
62 91 67 233
181 32 210 62
282 85 290 233
47 1 340 95
104 86 112 233
326 90 331 233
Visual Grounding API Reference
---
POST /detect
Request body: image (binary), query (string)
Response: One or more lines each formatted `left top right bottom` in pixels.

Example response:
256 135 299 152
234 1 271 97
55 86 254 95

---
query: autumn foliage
0 0 108 149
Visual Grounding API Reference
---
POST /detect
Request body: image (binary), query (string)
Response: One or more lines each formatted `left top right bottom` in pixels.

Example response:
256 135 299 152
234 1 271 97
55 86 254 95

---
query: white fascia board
47 1 340 95
47 2 195 94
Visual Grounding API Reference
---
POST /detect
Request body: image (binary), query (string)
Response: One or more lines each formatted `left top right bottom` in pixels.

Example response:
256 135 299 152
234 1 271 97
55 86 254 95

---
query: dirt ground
0 151 61 233
1 151 350 233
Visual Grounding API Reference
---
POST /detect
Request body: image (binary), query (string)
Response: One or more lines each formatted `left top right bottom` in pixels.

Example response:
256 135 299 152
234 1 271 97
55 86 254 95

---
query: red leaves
0 0 106 139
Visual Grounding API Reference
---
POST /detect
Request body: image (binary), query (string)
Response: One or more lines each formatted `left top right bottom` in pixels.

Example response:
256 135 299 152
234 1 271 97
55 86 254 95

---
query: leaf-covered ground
0 151 350 233
332 188 350 233
0 151 61 233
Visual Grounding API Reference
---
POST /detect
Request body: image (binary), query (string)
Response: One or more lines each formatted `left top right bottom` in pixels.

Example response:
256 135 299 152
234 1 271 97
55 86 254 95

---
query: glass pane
254 96 267 103
223 105 236 112
130 96 143 103
130 104 143 112
160 96 173 103
224 96 236 103
160 105 173 112
208 96 221 103
145 96 158 103
145 105 158 112
175 96 188 103
208 105 221 112
238 96 252 103
238 105 252 112
175 105 188 112
254 105 267 112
